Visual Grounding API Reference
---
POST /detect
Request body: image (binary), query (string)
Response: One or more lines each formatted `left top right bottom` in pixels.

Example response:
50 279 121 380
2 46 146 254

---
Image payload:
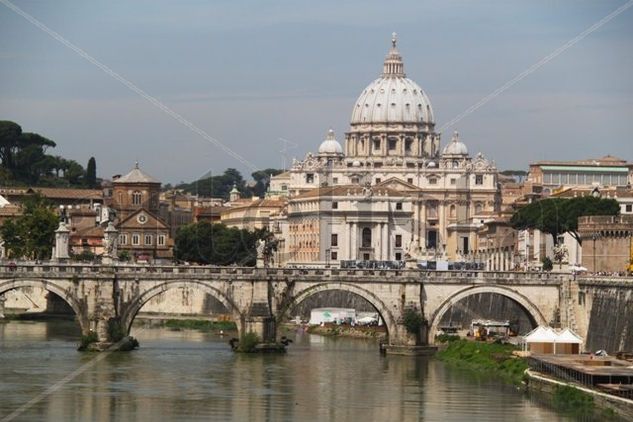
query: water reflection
0 321 606 421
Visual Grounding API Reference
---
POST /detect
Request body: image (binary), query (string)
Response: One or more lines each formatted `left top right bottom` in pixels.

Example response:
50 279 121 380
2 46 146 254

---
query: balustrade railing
0 260 608 282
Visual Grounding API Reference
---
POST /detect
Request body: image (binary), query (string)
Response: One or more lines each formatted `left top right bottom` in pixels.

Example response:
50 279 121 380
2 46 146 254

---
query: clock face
137 214 148 225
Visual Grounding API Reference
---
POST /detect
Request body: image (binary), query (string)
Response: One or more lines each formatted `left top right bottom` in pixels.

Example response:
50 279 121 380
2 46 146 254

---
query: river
0 321 600 421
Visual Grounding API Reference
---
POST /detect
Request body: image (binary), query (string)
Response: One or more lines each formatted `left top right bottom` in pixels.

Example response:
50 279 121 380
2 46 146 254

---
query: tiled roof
114 164 160 184
292 185 412 200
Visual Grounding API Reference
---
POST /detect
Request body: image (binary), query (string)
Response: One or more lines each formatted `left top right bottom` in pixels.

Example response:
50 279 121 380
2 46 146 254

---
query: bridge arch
278 282 398 339
0 279 87 334
120 280 244 336
428 284 548 344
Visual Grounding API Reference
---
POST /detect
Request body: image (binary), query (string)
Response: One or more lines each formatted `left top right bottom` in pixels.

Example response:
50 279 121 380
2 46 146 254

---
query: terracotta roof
114 164 160 184
227 198 287 210
531 156 629 166
292 185 412 200
2 187 104 200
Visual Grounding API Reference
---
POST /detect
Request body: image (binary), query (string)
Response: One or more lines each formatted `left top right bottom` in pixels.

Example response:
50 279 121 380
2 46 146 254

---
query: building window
144 234 153 245
306 173 314 184
375 178 381 184
407 178 413 184
405 138 413 153
449 205 456 218
361 227 372 248
363 253 370 260
332 201 338 209
396 202 402 210
429 178 437 185
132 191 142 205
395 234 402 248
475 175 483 185
119 234 128 245
388 138 397 151
373 139 380 150
132 233 140 245
626 204 632 213
331 251 338 261
332 178 338 184
395 252 402 261
453 160 459 168
351 177 359 184
281 184 288 191
118 192 123 204
331 234 338 247
450 178 456 185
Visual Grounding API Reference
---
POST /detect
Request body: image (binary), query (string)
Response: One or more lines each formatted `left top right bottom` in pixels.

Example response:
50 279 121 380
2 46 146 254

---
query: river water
0 321 602 421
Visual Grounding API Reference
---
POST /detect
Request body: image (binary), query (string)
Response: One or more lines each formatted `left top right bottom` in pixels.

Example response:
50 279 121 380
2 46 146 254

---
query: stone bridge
0 263 603 351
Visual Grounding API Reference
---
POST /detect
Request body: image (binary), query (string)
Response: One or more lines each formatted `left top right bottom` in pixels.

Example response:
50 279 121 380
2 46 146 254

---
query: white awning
557 328 583 344
524 326 558 343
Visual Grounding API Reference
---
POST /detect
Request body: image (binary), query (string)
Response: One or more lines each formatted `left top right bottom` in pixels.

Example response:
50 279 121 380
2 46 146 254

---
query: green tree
250 168 284 197
0 194 59 259
177 168 247 199
86 157 97 188
0 121 56 184
510 196 619 245
174 222 269 266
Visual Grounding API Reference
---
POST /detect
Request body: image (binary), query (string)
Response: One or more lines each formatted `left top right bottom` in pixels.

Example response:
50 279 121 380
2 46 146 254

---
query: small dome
442 131 468 156
318 129 343 155
352 160 362 167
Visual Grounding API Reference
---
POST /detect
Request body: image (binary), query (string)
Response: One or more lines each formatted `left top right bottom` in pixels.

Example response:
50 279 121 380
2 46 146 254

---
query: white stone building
270 34 500 266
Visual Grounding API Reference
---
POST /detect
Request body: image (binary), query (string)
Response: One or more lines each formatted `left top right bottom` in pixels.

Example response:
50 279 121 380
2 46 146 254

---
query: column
382 223 389 260
350 223 357 260
378 223 384 260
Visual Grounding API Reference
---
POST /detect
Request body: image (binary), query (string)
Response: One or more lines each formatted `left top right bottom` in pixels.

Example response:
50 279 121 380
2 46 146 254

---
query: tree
510 196 620 245
0 120 89 187
174 222 270 266
250 168 284 198
0 194 59 259
86 157 97 188
178 168 247 199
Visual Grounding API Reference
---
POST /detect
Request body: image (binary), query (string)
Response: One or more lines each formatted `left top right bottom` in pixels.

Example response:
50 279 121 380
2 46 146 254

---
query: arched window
362 227 372 248
132 191 142 206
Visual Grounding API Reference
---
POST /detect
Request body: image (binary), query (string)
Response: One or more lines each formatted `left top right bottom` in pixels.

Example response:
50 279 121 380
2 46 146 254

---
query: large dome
350 34 434 126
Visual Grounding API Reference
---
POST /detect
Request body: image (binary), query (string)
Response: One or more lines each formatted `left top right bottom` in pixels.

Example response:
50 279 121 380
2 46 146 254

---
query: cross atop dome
383 32 405 77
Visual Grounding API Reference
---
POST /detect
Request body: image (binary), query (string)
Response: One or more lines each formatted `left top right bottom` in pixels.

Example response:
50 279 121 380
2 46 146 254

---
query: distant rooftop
114 162 160 184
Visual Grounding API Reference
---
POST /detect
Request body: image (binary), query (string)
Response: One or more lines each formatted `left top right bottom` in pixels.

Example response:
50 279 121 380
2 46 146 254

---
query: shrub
78 331 99 351
552 385 594 414
237 332 260 353
403 308 425 335
107 318 126 342
435 333 460 343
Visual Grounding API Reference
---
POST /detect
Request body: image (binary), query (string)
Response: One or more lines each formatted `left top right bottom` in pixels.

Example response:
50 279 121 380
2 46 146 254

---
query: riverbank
436 338 527 385
437 339 626 419
304 323 387 340
149 319 237 333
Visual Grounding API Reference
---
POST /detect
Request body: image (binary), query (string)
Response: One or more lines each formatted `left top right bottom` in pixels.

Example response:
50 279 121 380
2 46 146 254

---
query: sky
0 0 632 184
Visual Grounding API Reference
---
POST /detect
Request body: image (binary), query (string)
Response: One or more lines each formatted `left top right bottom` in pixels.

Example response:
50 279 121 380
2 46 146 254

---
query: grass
552 385 594 414
163 319 237 332
436 339 528 385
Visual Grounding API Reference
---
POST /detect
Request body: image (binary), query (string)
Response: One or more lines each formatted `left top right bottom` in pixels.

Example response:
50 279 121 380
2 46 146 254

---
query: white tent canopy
523 326 584 354
524 326 558 343
557 328 583 344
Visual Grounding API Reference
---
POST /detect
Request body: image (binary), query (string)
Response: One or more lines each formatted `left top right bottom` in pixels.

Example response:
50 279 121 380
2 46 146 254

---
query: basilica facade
269 35 500 266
